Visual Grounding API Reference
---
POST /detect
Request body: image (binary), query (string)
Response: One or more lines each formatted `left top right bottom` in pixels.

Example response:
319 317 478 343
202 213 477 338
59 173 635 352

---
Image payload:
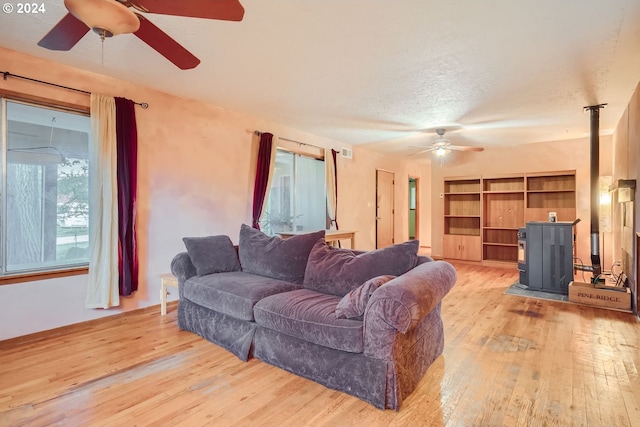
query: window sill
0 267 88 285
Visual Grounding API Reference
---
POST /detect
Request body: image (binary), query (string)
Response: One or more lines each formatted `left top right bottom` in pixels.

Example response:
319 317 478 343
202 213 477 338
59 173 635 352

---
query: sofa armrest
364 261 456 334
170 252 197 285
417 254 434 264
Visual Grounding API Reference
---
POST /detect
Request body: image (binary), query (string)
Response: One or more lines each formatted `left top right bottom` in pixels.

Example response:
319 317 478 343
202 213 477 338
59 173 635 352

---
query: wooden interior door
376 170 395 248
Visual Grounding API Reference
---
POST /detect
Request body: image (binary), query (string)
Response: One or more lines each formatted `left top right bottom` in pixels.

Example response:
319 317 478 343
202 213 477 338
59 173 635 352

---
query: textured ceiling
1 0 640 155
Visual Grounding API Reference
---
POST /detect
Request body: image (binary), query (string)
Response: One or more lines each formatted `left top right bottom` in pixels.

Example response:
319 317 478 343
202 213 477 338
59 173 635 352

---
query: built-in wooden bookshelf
525 171 576 223
443 177 482 261
443 171 576 266
482 176 525 264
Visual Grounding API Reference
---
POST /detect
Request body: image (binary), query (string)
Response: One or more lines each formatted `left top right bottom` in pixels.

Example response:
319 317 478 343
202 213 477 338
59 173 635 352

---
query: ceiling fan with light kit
38 0 245 70
409 128 484 159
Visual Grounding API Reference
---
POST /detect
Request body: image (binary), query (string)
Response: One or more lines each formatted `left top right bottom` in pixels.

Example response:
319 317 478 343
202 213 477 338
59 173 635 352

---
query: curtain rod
254 130 322 150
1 71 149 109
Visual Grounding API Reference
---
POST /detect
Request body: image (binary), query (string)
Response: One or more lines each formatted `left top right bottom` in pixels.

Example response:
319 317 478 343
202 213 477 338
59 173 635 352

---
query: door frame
376 169 395 249
409 176 420 241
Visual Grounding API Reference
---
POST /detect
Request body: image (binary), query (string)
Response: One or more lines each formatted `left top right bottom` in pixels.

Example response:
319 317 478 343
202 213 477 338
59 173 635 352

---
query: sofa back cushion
238 224 325 284
303 239 420 296
183 235 241 276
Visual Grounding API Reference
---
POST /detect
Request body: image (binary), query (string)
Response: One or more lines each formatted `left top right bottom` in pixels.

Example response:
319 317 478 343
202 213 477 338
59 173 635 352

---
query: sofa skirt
385 305 445 409
254 304 445 410
178 297 256 361
179 298 446 409
253 326 389 409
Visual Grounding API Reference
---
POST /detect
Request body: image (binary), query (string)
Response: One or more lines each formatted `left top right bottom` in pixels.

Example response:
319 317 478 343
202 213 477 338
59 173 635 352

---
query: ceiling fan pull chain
101 31 104 67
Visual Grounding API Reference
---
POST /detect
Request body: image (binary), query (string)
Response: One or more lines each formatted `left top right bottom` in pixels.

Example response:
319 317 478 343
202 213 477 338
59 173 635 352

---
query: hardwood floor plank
1 262 639 426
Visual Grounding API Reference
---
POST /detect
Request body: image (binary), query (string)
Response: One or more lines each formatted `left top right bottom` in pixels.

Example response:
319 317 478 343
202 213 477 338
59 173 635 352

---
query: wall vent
340 147 353 159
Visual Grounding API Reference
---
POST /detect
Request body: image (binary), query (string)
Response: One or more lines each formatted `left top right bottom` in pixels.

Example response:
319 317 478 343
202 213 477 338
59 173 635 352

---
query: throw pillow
182 235 241 276
335 275 396 319
303 239 419 296
238 224 325 284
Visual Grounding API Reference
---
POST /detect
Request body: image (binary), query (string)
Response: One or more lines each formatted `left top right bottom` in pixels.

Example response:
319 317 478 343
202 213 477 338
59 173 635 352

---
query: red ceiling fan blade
132 0 244 21
449 146 485 152
37 13 90 51
407 148 433 157
134 15 200 70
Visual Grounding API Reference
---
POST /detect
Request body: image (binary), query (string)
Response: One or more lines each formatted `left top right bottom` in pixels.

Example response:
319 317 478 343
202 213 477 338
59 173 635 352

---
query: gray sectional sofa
171 224 456 410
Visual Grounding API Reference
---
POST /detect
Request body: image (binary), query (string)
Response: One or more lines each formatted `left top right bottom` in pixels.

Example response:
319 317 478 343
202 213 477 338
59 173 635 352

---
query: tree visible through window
3 99 90 274
261 149 326 236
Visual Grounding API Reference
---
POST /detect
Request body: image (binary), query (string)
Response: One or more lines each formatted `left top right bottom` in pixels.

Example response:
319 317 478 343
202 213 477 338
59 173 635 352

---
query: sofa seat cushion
182 272 301 321
254 289 364 353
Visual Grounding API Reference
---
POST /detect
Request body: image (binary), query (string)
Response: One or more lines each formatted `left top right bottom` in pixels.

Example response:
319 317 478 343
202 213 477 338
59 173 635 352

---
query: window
1 99 91 275
261 149 326 235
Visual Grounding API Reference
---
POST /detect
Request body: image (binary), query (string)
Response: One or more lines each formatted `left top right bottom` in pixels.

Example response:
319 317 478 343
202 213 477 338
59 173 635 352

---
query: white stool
160 273 179 315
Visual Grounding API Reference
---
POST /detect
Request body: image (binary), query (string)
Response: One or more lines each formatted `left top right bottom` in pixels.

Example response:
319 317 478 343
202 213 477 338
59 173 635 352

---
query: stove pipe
585 104 606 279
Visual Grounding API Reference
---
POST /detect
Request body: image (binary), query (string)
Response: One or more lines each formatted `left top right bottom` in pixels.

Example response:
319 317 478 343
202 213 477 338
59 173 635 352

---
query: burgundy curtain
115 97 138 296
331 149 339 230
252 132 274 229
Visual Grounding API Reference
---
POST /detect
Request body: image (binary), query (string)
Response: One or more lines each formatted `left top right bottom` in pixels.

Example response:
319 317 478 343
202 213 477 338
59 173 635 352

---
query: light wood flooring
1 262 639 426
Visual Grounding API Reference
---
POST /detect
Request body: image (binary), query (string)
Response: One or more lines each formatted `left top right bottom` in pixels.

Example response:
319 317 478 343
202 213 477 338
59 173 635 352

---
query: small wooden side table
277 230 356 249
160 273 179 315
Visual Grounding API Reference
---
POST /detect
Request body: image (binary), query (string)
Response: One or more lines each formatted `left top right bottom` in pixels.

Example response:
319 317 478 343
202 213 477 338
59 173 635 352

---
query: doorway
409 177 419 240
376 170 395 248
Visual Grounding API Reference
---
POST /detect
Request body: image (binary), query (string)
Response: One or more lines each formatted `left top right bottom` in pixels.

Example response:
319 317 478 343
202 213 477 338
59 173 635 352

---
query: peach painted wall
430 136 614 268
337 146 427 250
420 162 433 248
0 47 425 340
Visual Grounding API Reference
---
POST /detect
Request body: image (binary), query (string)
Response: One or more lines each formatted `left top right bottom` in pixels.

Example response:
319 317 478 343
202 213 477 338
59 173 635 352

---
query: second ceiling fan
38 0 245 70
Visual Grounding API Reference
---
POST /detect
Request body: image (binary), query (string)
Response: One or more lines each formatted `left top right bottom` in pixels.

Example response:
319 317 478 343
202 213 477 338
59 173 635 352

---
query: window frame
261 143 328 235
0 96 91 283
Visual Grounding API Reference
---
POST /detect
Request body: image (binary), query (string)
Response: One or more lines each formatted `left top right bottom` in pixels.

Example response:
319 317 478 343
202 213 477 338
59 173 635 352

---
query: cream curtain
85 94 120 309
325 148 337 230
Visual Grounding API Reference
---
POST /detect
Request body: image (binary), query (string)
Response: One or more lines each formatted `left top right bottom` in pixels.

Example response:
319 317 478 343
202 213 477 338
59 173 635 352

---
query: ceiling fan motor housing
65 0 140 36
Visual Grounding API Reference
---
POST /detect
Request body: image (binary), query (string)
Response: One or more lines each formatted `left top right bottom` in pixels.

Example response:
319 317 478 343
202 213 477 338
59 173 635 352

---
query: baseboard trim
0 301 178 348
